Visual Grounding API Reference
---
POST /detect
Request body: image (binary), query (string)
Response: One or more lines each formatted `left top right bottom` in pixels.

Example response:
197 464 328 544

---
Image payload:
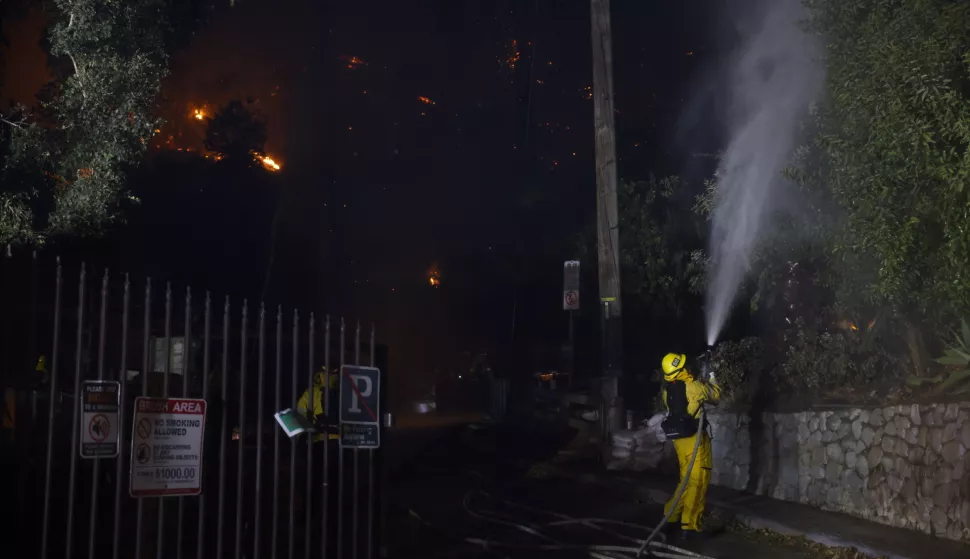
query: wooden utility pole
590 0 623 449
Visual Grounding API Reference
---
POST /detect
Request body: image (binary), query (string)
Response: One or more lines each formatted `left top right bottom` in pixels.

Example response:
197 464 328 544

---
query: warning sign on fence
80 380 121 459
339 365 381 449
129 397 207 498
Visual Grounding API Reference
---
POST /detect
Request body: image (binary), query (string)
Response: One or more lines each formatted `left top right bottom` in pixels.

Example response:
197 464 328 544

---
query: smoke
704 0 823 346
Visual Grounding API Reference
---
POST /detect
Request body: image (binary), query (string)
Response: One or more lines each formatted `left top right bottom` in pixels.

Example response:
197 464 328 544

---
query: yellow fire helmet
661 353 688 380
313 367 339 388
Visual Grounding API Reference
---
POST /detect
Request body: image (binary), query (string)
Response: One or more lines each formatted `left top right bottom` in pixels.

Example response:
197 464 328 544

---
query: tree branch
1 117 25 130
67 12 85 98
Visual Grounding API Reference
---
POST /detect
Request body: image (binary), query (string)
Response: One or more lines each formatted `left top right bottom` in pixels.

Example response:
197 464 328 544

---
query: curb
623 482 906 559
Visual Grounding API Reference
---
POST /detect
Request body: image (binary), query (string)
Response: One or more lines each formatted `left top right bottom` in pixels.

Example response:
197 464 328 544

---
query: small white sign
563 261 580 311
151 337 186 374
80 380 121 459
129 397 207 497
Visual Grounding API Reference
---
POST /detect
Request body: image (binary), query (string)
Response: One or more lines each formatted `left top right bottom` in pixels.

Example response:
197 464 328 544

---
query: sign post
339 365 381 449
563 260 580 311
129 397 207 497
80 380 121 459
563 261 580 386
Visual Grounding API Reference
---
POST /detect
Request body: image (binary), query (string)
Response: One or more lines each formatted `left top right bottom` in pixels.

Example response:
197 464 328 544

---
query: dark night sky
1 0 730 391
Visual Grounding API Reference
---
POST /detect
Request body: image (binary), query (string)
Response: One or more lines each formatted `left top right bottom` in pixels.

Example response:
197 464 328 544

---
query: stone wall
708 402 970 542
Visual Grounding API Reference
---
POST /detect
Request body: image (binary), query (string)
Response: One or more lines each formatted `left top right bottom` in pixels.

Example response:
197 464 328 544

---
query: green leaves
799 0 970 334
912 319 970 394
1 0 171 245
614 176 705 319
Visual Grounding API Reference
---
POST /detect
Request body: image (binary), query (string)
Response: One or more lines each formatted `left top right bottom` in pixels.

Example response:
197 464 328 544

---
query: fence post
196 292 212 559
176 287 192 559
65 263 87 559
235 300 248 559
39 258 63 559
111 276 131 559
271 306 282 559
254 303 266 559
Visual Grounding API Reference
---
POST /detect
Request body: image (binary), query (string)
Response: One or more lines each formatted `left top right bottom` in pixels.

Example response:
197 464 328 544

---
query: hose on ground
459 488 715 559
635 408 707 558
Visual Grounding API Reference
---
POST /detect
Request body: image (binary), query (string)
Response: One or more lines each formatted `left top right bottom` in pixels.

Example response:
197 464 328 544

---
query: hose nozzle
699 349 715 384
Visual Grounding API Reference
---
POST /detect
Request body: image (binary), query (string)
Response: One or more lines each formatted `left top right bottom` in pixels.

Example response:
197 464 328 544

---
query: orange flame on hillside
342 56 367 70
506 40 521 71
258 154 281 171
428 265 441 288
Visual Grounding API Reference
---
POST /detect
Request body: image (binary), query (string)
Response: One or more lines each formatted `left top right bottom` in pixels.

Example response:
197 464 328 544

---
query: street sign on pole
563 260 580 311
80 380 121 459
129 397 207 497
339 365 381 449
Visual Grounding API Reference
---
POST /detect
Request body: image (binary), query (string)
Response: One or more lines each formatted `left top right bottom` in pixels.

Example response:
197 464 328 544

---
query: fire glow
418 96 436 105
342 55 367 70
252 152 281 171
507 41 521 71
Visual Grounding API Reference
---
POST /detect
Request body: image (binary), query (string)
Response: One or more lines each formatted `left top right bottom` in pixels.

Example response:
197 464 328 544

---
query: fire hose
455 484 716 559
409 358 718 559
634 408 707 558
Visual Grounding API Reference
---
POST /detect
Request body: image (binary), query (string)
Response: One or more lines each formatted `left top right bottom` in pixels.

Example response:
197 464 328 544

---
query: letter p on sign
347 374 373 414
339 365 381 424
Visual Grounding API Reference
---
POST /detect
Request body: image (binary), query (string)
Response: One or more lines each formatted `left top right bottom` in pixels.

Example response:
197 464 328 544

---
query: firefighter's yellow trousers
663 432 712 532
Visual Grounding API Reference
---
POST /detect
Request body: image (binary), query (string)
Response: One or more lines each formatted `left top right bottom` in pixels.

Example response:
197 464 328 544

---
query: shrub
778 322 906 397
708 337 766 410
907 319 970 395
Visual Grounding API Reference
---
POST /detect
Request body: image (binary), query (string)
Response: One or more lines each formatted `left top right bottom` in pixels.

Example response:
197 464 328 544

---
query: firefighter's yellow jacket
661 368 721 532
296 370 339 442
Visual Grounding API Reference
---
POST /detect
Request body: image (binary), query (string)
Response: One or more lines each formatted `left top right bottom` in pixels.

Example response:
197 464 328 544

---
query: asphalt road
383 416 841 559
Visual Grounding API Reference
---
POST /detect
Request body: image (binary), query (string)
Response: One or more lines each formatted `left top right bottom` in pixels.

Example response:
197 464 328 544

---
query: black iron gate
1 254 385 559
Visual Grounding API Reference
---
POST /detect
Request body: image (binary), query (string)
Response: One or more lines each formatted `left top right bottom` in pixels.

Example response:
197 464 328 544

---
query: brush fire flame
341 55 367 70
192 107 207 121
257 154 281 171
506 40 521 71
418 96 436 105
428 265 441 288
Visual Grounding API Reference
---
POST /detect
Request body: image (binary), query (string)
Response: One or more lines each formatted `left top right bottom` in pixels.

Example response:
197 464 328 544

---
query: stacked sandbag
606 428 639 470
629 413 670 471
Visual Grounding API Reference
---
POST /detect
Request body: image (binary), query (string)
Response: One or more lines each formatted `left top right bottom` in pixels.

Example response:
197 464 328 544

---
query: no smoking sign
563 290 579 310
80 380 121 459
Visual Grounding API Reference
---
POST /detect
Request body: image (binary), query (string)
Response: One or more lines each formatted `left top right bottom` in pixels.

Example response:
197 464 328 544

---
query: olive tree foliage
0 0 171 246
0 0 227 246
802 0 970 338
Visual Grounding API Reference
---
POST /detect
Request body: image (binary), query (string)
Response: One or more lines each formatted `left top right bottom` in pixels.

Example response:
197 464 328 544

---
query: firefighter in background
296 367 340 442
660 352 721 540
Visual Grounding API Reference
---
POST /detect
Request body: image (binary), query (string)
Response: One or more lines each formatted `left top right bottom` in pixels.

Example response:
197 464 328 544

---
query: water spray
701 0 822 347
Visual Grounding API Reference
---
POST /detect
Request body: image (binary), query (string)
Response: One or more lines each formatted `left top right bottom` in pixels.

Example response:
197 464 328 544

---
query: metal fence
2 254 384 559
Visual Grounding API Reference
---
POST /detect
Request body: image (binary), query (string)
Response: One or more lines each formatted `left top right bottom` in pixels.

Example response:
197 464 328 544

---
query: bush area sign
339 365 381 449
129 397 207 497
80 380 121 459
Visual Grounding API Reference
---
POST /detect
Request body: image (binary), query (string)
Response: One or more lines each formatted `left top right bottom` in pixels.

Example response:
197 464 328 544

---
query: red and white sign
563 290 579 310
129 397 207 497
81 380 121 459
563 260 580 311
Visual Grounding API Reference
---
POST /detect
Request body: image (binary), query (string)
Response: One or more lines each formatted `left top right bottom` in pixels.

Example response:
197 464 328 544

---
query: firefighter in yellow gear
296 367 340 442
660 352 721 538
